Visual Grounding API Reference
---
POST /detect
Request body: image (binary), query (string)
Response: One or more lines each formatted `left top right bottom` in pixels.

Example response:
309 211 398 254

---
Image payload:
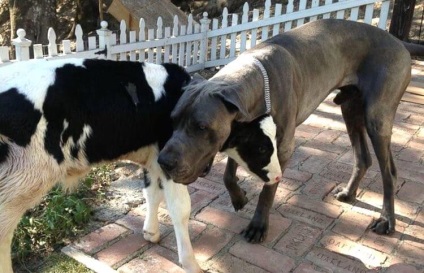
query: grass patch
37 253 93 273
12 164 115 271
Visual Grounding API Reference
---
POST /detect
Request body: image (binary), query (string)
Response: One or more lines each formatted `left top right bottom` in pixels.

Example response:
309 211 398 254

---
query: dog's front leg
162 180 202 273
224 158 248 211
242 182 279 243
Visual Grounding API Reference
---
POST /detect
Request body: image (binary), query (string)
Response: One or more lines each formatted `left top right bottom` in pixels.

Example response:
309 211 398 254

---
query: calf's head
158 75 281 184
223 115 281 184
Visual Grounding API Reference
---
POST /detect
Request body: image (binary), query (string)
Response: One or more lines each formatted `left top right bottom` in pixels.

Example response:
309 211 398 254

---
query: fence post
48 27 58 57
199 12 210 69
96 21 112 59
12 29 32 61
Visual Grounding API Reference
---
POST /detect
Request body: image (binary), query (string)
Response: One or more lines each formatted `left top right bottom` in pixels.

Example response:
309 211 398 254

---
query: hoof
334 187 356 203
181 262 203 273
232 190 248 211
370 217 395 235
241 220 268 243
143 230 160 243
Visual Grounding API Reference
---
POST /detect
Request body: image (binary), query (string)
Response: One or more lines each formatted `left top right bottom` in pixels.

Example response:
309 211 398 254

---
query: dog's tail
402 41 424 57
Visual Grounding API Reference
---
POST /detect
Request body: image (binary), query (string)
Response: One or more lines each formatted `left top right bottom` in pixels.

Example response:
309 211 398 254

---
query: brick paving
63 62 424 272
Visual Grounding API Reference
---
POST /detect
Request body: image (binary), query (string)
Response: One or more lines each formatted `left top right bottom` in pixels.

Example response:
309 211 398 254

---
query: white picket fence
0 0 391 72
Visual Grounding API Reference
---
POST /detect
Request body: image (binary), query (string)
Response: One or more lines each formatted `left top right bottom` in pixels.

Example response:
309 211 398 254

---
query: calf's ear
213 89 252 122
191 73 206 84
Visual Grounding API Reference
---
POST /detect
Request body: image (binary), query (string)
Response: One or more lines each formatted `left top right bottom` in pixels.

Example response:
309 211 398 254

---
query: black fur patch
0 142 9 163
41 59 190 164
0 88 42 147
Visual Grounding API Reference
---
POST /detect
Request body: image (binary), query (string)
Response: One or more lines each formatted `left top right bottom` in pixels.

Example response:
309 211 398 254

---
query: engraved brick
264 213 292 244
293 263 326 273
333 133 351 148
332 210 373 241
300 156 332 173
230 240 295 273
302 177 337 200
117 247 184 273
385 264 421 273
190 177 226 195
303 139 347 154
396 242 424 264
284 168 313 182
278 204 334 229
190 189 217 215
274 223 322 257
160 220 207 253
287 195 343 218
397 181 424 204
320 234 387 267
320 168 351 183
327 162 378 179
193 227 233 262
195 207 249 234
295 124 321 139
398 147 424 163
362 227 404 254
359 191 419 219
314 130 342 143
210 253 266 273
306 247 372 273
278 177 303 191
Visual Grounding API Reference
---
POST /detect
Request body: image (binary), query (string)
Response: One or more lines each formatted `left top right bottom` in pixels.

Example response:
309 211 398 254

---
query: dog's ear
213 90 252 122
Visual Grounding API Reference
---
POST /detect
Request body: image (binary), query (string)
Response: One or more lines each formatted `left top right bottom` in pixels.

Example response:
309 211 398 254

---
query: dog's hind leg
333 86 372 202
224 158 248 211
162 178 202 273
142 169 164 243
365 106 398 235
361 58 410 235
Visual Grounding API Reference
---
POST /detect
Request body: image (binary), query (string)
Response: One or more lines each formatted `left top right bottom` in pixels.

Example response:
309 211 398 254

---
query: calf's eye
258 145 267 154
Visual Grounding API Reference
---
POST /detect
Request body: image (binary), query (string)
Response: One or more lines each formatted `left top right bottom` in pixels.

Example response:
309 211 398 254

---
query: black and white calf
221 115 281 217
0 59 202 273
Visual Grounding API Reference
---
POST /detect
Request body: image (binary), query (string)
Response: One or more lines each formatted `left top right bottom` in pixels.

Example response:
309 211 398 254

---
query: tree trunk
389 0 416 41
8 0 18 40
99 0 104 21
6 0 57 44
36 0 57 44
174 0 247 18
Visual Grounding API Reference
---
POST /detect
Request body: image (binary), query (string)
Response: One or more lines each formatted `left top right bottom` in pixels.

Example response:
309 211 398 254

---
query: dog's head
158 74 248 184
222 115 281 184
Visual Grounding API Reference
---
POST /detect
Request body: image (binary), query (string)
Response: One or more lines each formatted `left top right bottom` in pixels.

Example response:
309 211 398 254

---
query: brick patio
63 62 424 273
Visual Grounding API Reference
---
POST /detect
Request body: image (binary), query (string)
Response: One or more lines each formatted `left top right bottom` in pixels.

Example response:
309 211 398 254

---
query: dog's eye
199 124 206 131
258 145 267 154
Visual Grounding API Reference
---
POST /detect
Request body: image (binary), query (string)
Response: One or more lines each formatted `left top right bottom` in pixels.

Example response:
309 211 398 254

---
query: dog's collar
250 57 271 114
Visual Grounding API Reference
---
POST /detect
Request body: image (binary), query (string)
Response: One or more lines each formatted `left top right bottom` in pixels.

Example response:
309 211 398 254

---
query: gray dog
158 19 424 242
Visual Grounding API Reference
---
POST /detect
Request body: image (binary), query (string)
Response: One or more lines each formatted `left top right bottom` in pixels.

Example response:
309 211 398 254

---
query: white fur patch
142 62 169 101
259 116 281 184
0 59 85 112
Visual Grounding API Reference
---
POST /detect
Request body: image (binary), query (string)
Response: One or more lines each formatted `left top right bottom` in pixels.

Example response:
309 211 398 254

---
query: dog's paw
241 220 268 243
143 230 160 243
370 217 395 235
333 187 356 203
232 190 248 211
